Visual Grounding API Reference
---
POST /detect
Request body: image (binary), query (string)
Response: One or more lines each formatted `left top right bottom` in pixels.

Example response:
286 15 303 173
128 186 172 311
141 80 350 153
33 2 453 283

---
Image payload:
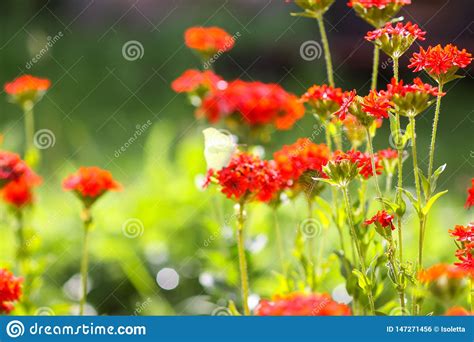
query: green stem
80 207 92 316
341 186 375 314
316 15 335 87
393 57 399 82
307 198 316 291
237 202 250 315
427 84 444 181
371 46 380 90
365 127 384 202
409 116 424 271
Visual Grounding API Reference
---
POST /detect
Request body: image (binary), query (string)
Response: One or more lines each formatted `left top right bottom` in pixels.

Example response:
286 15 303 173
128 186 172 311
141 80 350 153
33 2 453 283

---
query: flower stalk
341 185 375 314
371 46 380 90
80 207 92 316
236 202 250 315
317 15 335 87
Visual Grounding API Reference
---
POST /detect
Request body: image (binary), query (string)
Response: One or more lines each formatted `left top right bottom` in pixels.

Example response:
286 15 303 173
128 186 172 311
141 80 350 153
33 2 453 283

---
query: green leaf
430 164 447 193
401 188 419 213
422 190 448 215
312 177 339 187
418 169 430 200
352 269 370 294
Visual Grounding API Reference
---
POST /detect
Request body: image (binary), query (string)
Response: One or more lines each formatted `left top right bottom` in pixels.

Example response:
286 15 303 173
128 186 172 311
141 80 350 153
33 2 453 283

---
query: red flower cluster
348 0 410 8
255 292 352 316
184 27 235 55
418 263 468 284
207 152 282 203
364 210 395 230
198 80 305 130
273 138 330 185
361 90 392 119
4 75 51 96
449 223 474 277
2 171 42 208
377 148 397 161
466 178 474 209
366 22 425 42
0 268 22 314
171 69 226 94
301 84 346 119
385 78 442 98
334 90 391 123
63 167 122 205
333 150 382 179
0 151 29 188
409 44 472 79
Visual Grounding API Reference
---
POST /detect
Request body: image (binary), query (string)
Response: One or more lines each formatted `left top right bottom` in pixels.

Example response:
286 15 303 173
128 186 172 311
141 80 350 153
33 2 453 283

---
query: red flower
386 78 443 98
184 27 234 55
348 0 410 9
444 306 472 316
198 80 305 130
466 178 474 209
0 268 22 314
2 172 42 208
4 75 51 106
449 223 474 277
4 75 51 96
301 84 346 119
273 138 330 185
0 151 29 188
409 44 472 81
418 263 468 283
361 90 392 119
255 292 352 316
449 224 474 242
377 148 397 161
364 210 395 230
171 69 226 94
334 90 356 120
208 152 283 203
366 21 425 42
63 167 122 205
334 150 382 179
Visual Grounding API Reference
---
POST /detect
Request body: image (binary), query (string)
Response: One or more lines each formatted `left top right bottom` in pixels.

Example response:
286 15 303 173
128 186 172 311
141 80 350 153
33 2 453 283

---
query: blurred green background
0 0 473 315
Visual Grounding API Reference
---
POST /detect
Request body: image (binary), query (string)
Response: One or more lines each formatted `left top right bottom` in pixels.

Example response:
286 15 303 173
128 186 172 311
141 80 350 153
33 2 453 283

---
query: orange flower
444 306 472 316
300 84 345 119
198 80 305 130
63 167 122 206
2 172 42 209
185 27 234 55
171 69 226 94
409 44 472 84
348 0 410 9
418 264 468 283
273 138 330 186
255 292 351 316
4 75 51 106
0 268 22 314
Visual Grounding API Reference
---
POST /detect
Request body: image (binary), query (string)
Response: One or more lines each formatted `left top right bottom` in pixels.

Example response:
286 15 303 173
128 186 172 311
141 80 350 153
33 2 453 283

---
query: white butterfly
202 127 237 170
